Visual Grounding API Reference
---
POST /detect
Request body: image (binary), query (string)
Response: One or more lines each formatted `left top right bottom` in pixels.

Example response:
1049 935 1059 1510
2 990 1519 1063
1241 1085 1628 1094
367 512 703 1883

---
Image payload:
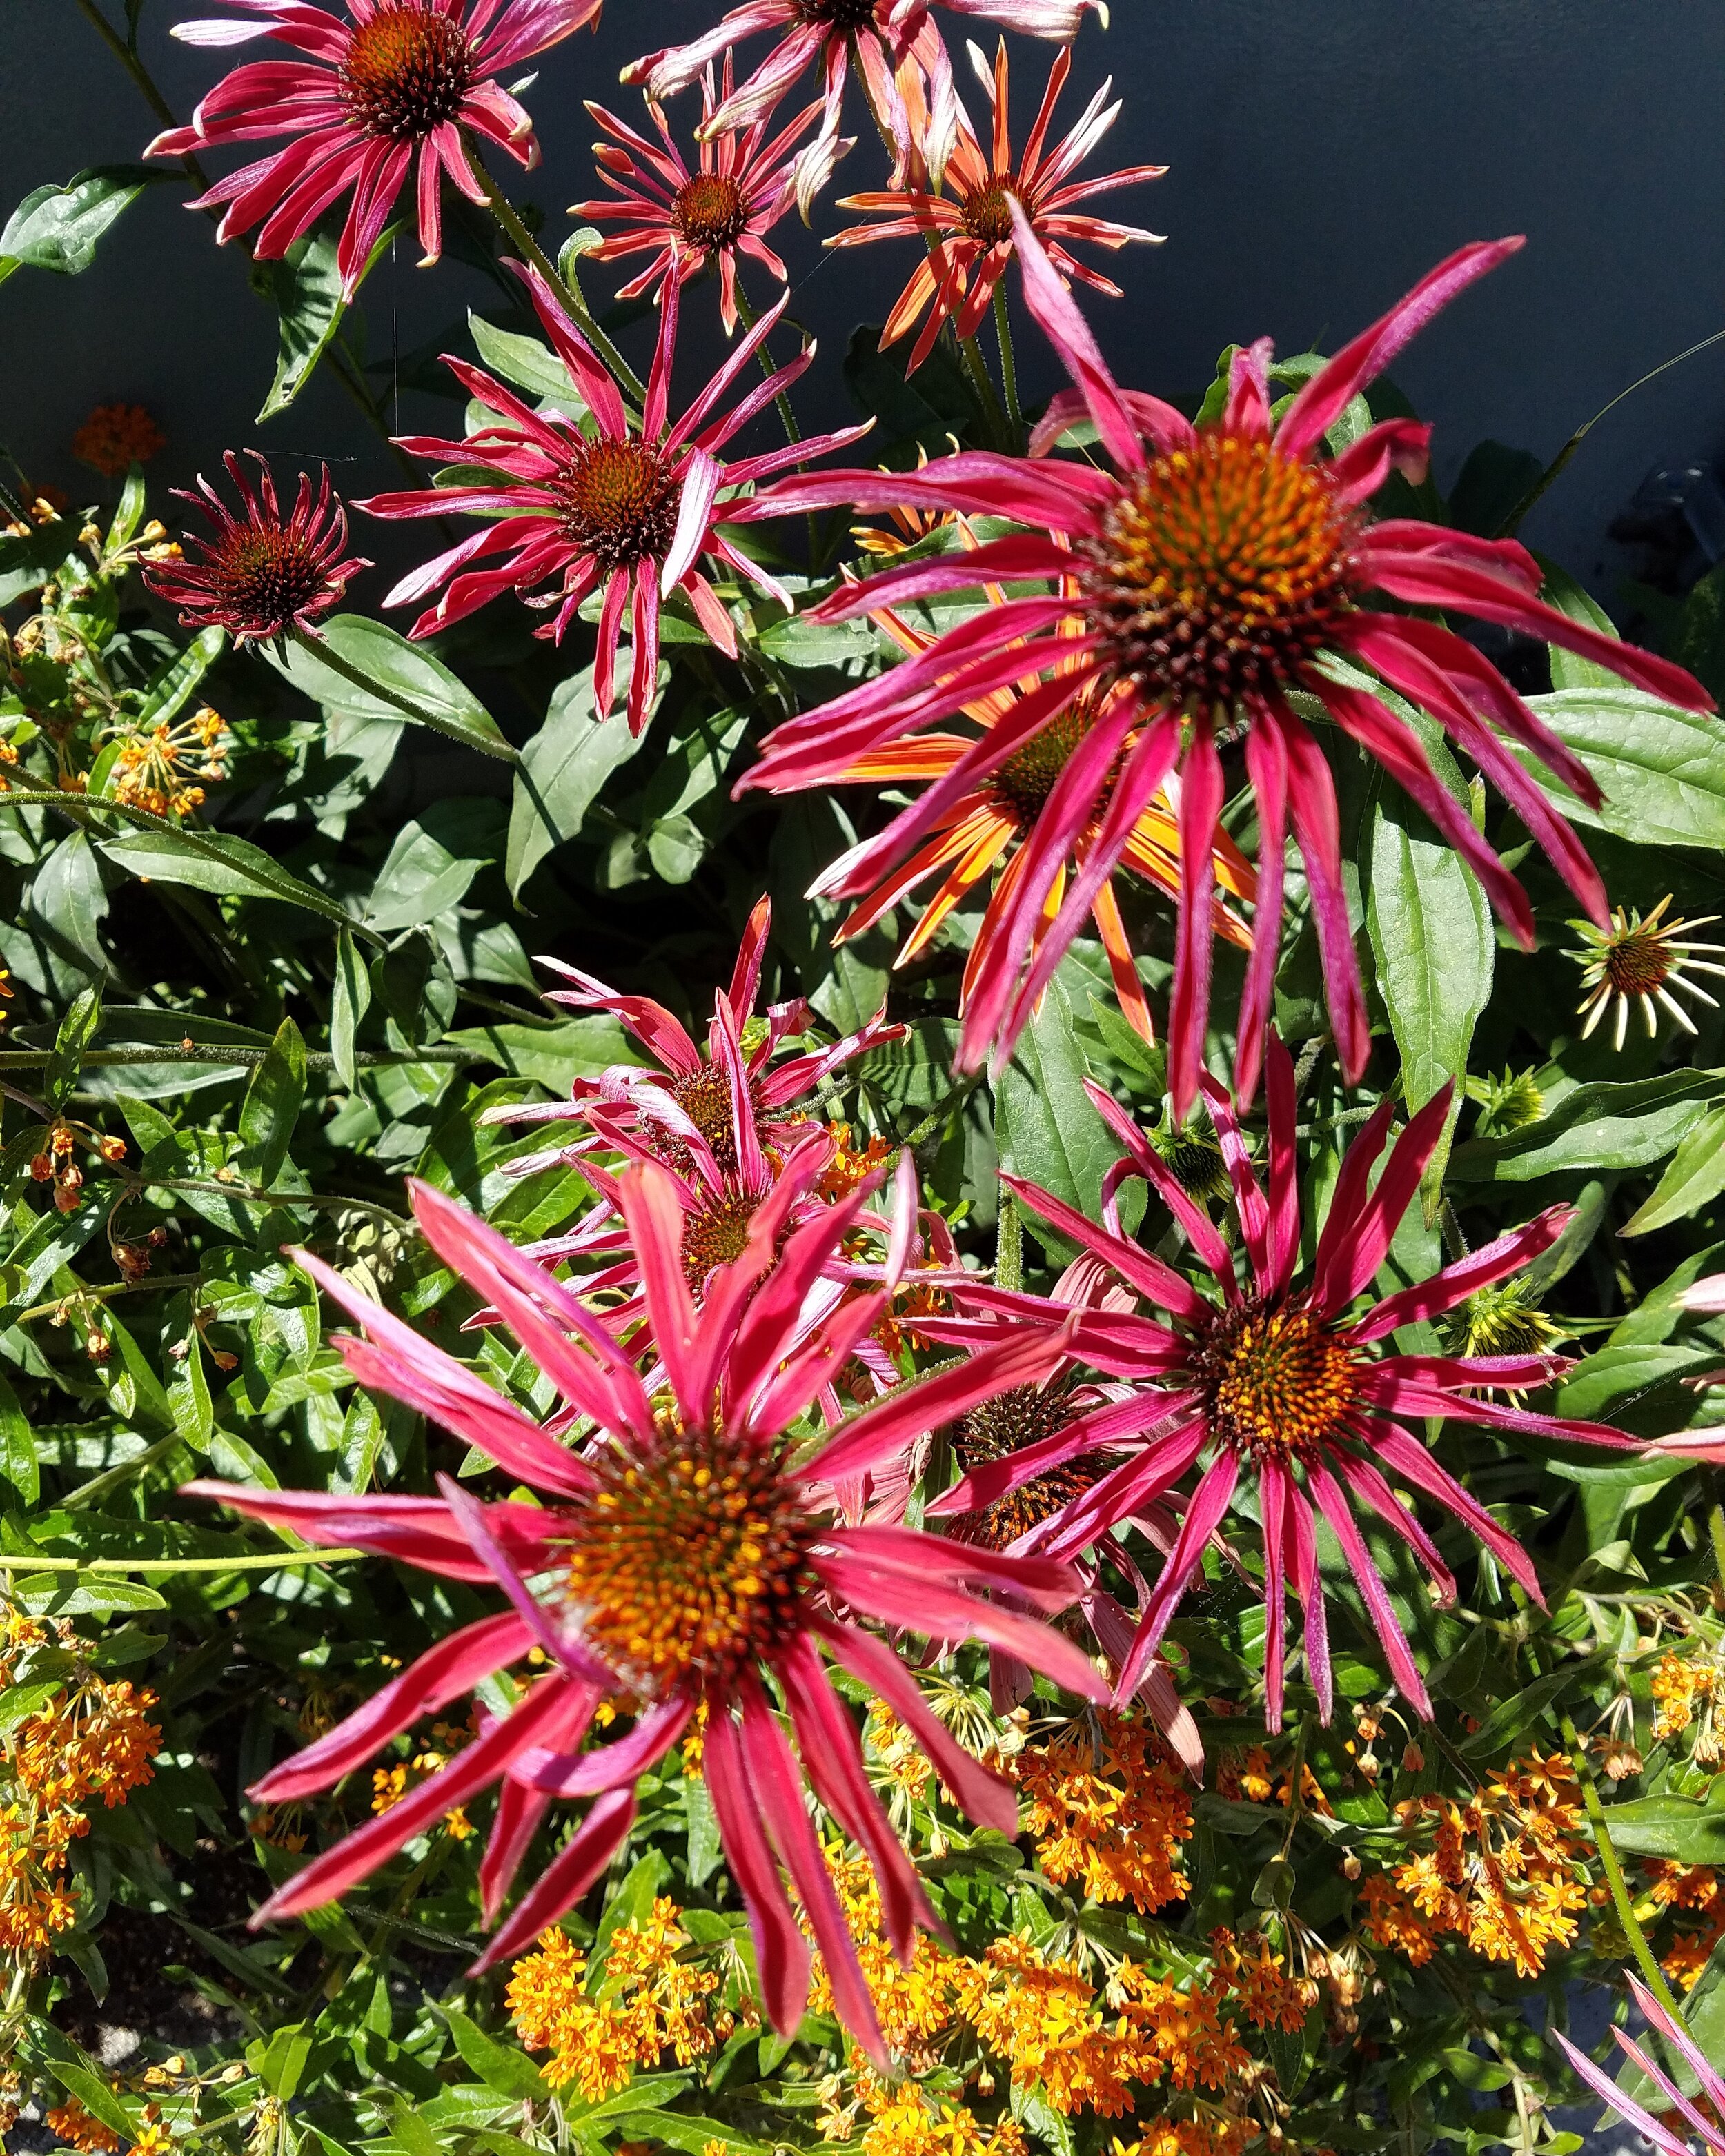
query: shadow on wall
5 0 1725 606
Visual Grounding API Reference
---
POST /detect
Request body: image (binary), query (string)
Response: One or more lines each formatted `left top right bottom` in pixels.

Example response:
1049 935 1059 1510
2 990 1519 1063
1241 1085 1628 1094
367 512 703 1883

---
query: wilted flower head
188 1164 1101 2059
742 223 1712 1117
148 0 604 297
144 451 367 643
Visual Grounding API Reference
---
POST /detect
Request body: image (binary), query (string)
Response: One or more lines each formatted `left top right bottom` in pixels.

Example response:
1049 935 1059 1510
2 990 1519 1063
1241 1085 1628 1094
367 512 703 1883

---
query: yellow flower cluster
1651 1650 1721 1759
1 1610 159 1967
369 1718 477 1841
819 1125 894 1202
1365 1753 1588 1978
1644 1861 1725 1990
109 706 228 820
1014 1712 1194 1912
507 1899 720 2102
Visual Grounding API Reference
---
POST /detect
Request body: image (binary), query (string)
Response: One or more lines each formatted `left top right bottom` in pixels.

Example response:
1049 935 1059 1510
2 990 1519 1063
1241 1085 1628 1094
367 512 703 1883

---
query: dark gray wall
6 1 1725 597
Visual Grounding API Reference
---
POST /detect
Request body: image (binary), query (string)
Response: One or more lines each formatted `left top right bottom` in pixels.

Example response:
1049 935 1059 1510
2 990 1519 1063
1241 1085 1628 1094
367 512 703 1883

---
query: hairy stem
460 138 646 406
1559 1706 1690 2026
994 283 1023 440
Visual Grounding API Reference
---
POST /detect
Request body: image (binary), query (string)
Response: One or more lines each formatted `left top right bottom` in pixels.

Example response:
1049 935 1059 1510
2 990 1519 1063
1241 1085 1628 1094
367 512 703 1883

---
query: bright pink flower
1555 1975 1725 2155
147 1 602 299
575 65 823 334
925 1034 1638 1725
186 1162 1098 2059
484 896 903 1177
740 222 1714 1118
624 0 1103 217
829 39 1162 372
143 450 368 642
357 260 868 732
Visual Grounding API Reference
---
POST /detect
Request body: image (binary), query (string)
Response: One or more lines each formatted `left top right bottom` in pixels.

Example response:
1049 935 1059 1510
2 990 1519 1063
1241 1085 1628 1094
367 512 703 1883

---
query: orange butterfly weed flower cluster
109 706 229 820
70 403 166 477
1362 1752 1588 1978
1 1607 159 1967
1644 1860 1725 1990
43 2099 124 2154
507 1899 722 2102
1014 1710 1194 1912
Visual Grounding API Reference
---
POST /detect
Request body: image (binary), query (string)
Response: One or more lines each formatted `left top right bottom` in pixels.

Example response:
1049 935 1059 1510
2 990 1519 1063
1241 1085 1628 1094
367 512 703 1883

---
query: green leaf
331 924 371 1090
131 626 226 730
0 518 80 606
1514 689 1725 850
1587 1794 1725 1866
505 666 647 896
92 818 371 935
756 613 880 669
259 219 396 422
604 2115 767 2155
30 831 110 978
468 311 586 411
239 1017 307 1186
46 979 104 1116
368 818 490 933
167 1300 214 1457
994 975 1121 1263
248 2021 316 2101
0 165 163 276
0 1681 57 1733
437 2005 549 2103
1537 557 1623 692
266 613 514 761
0 1368 35 1505
1448 1069 1725 1182
1621 1102 1725 1234
1366 769 1492 1209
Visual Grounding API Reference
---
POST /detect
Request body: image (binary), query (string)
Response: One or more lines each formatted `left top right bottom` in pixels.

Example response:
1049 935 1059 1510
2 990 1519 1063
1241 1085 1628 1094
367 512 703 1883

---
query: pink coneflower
142 450 368 642
358 261 867 732
925 1033 1637 1725
829 39 1162 373
482 896 904 1178
740 221 1713 1118
624 0 1103 217
186 1163 1098 2059
148 1 603 299
1555 1974 1725 2155
575 65 824 333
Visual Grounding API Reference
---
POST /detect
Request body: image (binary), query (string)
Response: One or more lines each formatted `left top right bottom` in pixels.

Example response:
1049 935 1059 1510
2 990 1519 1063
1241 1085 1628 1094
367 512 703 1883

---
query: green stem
15 1274 202 1325
994 283 1022 440
2 1549 366 1575
995 1190 1023 1293
287 626 518 763
460 137 645 406
74 0 193 152
1559 1707 1690 2026
957 331 1008 448
732 279 804 451
1710 1501 1725 1596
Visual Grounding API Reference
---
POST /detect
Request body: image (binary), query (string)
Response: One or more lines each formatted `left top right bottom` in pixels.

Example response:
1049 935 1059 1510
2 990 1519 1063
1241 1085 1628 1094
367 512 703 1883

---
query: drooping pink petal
702 1702 812 2038
469 1788 638 1972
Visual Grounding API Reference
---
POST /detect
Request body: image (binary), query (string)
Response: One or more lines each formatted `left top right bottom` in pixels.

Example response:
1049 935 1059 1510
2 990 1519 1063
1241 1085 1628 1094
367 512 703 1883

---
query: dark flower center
1152 1122 1232 1206
341 6 474 142
551 439 682 571
669 1062 747 1175
961 178 1020 249
680 1189 758 1289
673 172 750 253
1081 433 1359 709
557 1425 816 1697
1192 1300 1357 1464
206 527 335 639
1601 925 1675 998
950 1383 1107 1552
793 0 881 28
987 703 1112 828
